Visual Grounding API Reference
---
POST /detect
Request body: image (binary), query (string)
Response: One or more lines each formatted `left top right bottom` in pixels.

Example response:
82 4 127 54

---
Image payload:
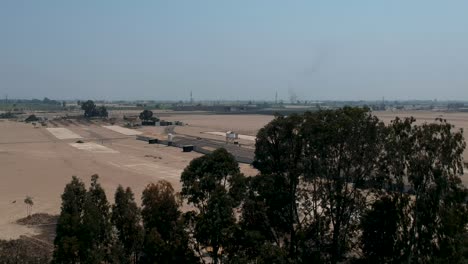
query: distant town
2 97 468 116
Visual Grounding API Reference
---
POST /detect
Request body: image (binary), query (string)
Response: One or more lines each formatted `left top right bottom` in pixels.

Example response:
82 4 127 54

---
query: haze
1 0 468 101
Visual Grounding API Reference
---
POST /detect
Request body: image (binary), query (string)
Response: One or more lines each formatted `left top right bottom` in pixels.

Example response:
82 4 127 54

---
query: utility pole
275 91 278 104
190 91 193 105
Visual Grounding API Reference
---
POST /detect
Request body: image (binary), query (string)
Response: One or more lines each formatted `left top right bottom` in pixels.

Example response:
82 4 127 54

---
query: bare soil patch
46 127 82 139
0 213 57 263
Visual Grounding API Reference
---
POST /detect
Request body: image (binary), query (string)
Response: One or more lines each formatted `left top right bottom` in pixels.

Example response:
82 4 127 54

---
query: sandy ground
156 111 468 161
203 132 256 141
103 125 143 136
159 113 274 135
158 110 468 179
2 110 468 240
46 128 83 140
0 120 257 240
374 111 468 161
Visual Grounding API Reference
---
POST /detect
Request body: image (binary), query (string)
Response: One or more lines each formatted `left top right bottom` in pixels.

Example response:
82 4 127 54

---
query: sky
1 0 468 101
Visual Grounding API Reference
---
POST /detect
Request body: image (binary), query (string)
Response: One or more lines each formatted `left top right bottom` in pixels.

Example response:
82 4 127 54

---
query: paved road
163 134 255 164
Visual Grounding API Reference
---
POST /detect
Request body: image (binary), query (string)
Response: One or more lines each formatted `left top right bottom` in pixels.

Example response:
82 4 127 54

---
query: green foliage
248 108 468 264
181 148 245 209
53 175 115 264
181 148 247 263
384 117 468 263
81 100 108 118
49 108 468 264
81 100 96 117
302 108 385 263
139 109 153 121
97 105 108 118
249 108 385 262
195 187 236 259
226 243 291 264
0 111 16 119
360 195 407 263
42 97 60 105
0 239 51 263
80 174 113 263
0 98 70 111
141 180 196 263
251 114 304 259
52 176 87 264
112 185 143 263
24 114 39 122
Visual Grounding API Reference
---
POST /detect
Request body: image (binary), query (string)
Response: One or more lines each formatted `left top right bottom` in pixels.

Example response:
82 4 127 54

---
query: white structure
168 133 174 142
226 131 238 143
103 125 142 136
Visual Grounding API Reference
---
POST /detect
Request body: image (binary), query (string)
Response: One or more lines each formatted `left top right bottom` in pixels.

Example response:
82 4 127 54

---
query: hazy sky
1 1 468 101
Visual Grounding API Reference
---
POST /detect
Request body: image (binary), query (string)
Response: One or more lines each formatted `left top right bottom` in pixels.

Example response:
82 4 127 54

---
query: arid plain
1 110 468 240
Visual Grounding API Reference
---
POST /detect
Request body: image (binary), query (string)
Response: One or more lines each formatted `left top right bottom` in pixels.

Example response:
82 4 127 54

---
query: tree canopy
53 176 87 263
81 100 108 118
51 107 468 264
112 185 143 263
244 107 468 263
141 180 195 263
24 114 39 122
139 109 153 121
181 148 247 263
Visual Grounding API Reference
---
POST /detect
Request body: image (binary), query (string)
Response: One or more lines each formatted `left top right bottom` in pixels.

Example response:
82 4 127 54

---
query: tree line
52 107 468 263
80 100 108 118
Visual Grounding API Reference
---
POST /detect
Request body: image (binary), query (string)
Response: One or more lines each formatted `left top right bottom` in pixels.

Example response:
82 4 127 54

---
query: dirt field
2 110 468 240
158 113 274 135
156 110 468 178
374 111 468 161
0 119 257 240
158 111 468 160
